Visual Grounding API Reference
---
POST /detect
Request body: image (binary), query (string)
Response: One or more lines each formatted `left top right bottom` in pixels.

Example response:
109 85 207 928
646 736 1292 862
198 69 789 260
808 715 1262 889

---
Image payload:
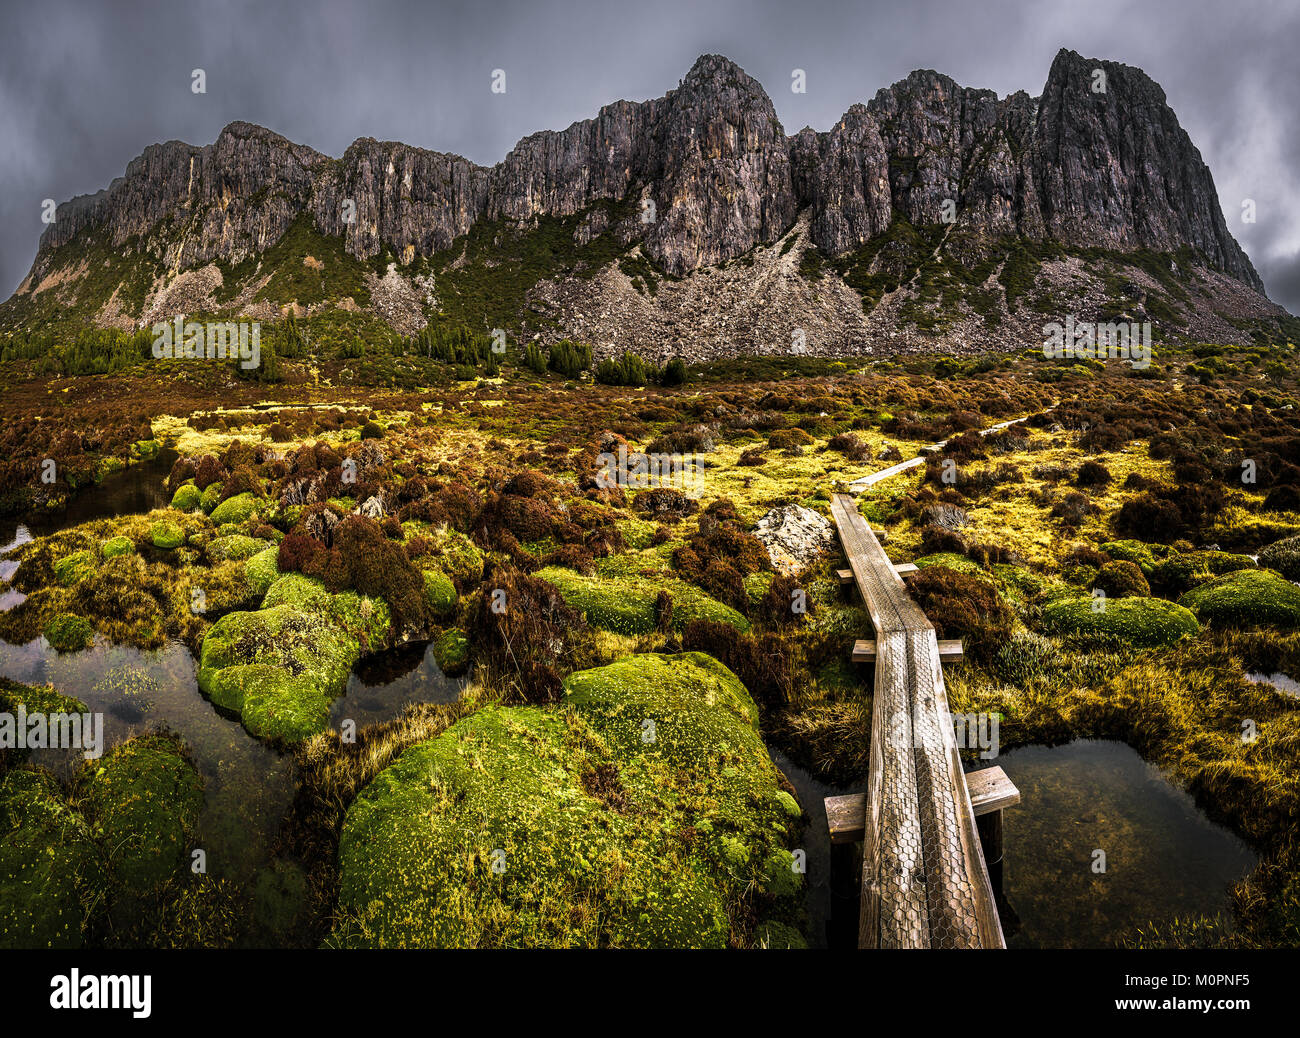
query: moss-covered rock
0 769 98 948
43 613 94 652
743 570 775 606
208 492 264 526
432 627 469 675
208 534 268 562
535 566 749 635
150 520 185 550
1259 535 1300 582
328 589 392 651
260 574 391 650
914 552 984 575
417 528 483 587
100 535 135 560
1149 551 1257 594
84 734 203 889
199 483 223 514
243 546 280 597
198 605 361 742
423 569 457 618
262 573 332 613
53 550 96 586
1042 595 1199 647
170 484 203 511
563 652 760 762
1178 569 1300 629
1093 560 1151 598
0 678 87 718
995 565 1062 605
332 653 799 948
1101 539 1168 574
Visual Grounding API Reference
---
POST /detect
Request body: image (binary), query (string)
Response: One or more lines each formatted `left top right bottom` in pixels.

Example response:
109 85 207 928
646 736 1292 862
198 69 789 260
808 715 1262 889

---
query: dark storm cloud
2 0 1297 312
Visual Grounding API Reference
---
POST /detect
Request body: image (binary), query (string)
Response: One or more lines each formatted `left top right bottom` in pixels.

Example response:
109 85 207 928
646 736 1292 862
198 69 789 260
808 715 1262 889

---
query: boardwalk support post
976 810 1004 894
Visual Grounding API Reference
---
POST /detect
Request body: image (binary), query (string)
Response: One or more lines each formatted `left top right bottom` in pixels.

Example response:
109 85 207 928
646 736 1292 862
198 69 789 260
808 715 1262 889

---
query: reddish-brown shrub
903 568 1014 663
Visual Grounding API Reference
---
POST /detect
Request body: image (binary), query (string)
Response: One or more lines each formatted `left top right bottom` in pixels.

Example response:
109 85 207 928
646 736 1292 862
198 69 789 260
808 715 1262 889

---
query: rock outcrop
752 505 836 576
7 49 1279 348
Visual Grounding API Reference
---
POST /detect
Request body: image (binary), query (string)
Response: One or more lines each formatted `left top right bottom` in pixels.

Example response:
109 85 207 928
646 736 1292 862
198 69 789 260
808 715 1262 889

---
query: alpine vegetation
0 0 1297 1002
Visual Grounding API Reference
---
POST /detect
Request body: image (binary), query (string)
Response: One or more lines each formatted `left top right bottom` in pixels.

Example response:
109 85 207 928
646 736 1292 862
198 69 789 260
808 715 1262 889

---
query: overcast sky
2 0 1297 312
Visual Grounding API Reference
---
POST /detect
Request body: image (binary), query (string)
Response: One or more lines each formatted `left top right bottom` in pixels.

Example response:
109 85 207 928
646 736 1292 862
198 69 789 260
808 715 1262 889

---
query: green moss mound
53 550 96 586
244 546 281 597
562 652 761 761
914 552 984 575
1259 535 1300 582
743 570 775 606
423 569 457 618
43 614 94 652
535 566 750 635
1101 539 1168 573
428 529 485 586
327 589 393 651
332 653 799 948
1149 551 1257 593
208 534 269 562
199 483 223 514
1178 569 1300 629
262 573 332 613
150 520 184 549
208 492 264 526
1042 595 1199 647
261 574 391 650
0 678 87 718
1093 560 1151 598
0 769 98 948
170 484 203 511
198 604 360 742
85 735 203 889
100 535 135 560
432 627 469 675
993 563 1057 600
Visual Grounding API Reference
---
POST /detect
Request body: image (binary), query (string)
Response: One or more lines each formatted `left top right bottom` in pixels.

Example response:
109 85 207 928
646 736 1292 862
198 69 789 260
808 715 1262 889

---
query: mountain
4 49 1291 360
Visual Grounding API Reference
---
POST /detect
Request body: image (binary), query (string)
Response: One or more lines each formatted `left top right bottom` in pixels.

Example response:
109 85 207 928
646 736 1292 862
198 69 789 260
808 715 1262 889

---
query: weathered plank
848 414 1042 494
852 637 964 664
837 561 916 585
829 492 1005 949
966 765 1022 814
824 766 1020 845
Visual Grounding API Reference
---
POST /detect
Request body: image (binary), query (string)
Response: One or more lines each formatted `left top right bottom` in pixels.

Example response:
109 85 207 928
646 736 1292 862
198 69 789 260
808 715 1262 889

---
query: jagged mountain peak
4 50 1285 358
679 53 758 88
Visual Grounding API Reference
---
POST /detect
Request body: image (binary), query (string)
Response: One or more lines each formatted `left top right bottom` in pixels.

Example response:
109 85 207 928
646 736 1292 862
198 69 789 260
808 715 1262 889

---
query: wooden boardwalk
845 415 1038 494
830 492 1005 949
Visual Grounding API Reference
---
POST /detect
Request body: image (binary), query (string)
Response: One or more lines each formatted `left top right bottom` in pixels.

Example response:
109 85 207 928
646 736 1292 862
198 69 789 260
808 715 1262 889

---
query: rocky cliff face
8 49 1277 350
1032 50 1259 287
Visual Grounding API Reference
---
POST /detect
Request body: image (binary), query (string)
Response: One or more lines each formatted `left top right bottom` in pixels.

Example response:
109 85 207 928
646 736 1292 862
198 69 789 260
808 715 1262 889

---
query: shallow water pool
985 739 1256 948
